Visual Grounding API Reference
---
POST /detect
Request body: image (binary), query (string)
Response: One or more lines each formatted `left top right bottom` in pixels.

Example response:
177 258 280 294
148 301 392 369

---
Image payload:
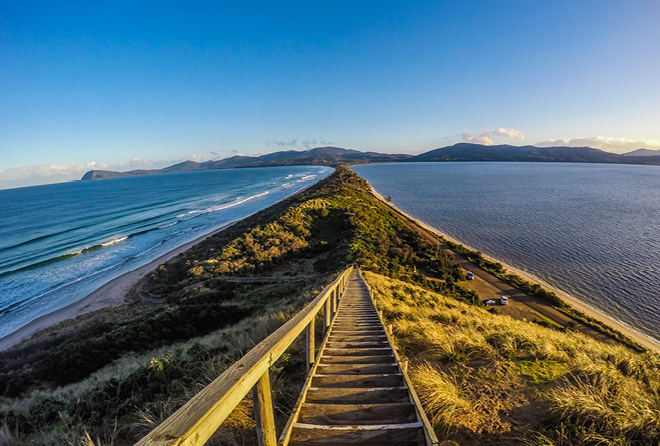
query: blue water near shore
0 166 332 339
352 162 660 344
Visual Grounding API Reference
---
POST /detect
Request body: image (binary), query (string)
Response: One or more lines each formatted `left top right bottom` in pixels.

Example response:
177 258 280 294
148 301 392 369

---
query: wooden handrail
134 266 354 446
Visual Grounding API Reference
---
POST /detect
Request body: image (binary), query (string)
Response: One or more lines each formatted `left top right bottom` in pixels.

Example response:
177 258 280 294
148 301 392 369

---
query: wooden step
321 355 395 364
298 403 417 425
332 327 382 332
331 328 383 331
311 373 404 388
325 341 389 349
328 335 387 343
305 387 410 404
333 322 381 326
334 314 378 318
290 442 421 446
333 318 380 322
316 363 399 375
323 347 392 356
289 422 424 444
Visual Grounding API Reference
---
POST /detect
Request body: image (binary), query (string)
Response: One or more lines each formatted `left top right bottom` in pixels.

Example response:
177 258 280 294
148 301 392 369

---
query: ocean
352 162 660 344
0 166 332 339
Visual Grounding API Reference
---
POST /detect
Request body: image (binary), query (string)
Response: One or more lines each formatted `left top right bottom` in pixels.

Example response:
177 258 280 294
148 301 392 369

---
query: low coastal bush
0 168 464 445
364 271 660 446
139 167 463 301
0 285 251 396
443 239 645 351
0 285 325 445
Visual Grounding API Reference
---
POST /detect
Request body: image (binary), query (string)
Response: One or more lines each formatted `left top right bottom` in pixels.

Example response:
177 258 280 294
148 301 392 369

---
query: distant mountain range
410 143 629 163
621 148 660 157
81 144 660 181
81 147 412 180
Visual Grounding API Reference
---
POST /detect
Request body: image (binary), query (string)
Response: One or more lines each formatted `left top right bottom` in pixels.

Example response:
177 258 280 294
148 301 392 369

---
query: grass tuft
409 362 475 436
363 270 660 445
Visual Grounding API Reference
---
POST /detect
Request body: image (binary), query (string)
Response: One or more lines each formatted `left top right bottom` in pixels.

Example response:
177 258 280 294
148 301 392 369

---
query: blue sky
1 0 659 188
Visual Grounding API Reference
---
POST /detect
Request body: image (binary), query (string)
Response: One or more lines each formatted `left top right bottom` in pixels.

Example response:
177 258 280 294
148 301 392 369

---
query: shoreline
368 186 660 354
0 220 238 352
0 170 332 353
3 170 659 355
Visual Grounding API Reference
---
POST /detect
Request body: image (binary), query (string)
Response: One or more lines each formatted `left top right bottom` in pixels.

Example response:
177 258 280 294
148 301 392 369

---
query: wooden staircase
133 266 439 446
282 270 437 446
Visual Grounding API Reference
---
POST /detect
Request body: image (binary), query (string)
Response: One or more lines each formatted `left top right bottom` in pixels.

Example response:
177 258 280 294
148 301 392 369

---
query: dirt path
375 193 614 344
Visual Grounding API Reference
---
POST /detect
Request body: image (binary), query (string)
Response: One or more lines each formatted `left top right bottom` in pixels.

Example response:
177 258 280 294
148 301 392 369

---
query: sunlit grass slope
0 168 461 445
363 271 660 446
4 166 656 446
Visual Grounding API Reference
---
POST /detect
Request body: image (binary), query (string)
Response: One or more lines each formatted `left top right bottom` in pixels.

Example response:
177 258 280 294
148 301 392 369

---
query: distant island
81 143 660 181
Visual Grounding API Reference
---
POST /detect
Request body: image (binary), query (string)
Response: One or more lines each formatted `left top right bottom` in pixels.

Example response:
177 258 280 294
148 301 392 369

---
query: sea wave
0 236 129 279
158 221 178 229
0 166 332 339
176 191 270 220
0 253 133 318
0 225 202 318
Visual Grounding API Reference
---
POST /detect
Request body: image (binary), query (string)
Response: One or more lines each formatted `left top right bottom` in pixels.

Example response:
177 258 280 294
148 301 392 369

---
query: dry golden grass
409 362 476 436
362 271 660 446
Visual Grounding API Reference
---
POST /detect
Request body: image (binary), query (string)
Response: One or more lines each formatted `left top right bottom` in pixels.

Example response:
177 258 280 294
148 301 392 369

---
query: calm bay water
352 162 660 344
0 166 332 339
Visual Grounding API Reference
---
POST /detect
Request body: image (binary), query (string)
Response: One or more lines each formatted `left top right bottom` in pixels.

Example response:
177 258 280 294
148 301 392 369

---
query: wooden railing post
331 289 337 316
252 370 277 446
306 318 315 372
324 297 331 332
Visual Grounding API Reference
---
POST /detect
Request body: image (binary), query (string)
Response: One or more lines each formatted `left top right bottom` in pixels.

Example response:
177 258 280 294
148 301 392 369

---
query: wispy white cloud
0 161 106 189
267 138 334 149
268 139 299 147
0 154 211 190
0 161 106 182
462 128 525 145
535 136 660 153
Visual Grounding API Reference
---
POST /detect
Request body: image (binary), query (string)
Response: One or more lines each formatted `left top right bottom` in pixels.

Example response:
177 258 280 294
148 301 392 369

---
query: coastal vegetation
0 167 657 446
365 271 660 445
444 240 645 351
0 168 461 445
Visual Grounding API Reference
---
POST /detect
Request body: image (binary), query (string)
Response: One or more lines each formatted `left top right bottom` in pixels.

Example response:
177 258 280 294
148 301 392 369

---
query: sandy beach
369 188 660 354
3 182 659 356
0 221 238 352
0 177 324 353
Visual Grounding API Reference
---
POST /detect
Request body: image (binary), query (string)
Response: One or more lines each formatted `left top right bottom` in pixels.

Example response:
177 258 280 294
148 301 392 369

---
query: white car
500 296 508 305
466 271 474 280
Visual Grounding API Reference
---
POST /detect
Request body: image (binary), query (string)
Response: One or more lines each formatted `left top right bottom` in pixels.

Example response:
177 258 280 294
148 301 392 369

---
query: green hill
1 168 658 446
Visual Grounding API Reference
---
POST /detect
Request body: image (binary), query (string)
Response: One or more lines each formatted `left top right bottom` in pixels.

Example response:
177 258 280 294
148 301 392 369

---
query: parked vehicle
484 299 496 306
466 271 474 280
500 296 508 305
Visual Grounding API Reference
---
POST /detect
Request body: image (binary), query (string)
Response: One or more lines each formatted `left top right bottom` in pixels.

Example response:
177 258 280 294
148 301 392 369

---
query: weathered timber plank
324 341 389 349
311 373 404 388
322 347 392 356
289 442 421 446
289 422 424 444
327 335 387 343
253 370 277 446
305 387 410 404
320 355 395 364
298 403 417 425
316 363 399 375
